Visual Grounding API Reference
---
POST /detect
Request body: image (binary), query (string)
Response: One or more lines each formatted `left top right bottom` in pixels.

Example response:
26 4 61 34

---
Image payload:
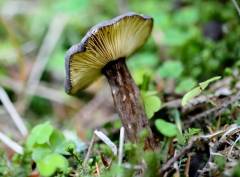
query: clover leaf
37 153 69 177
155 119 177 137
27 122 54 149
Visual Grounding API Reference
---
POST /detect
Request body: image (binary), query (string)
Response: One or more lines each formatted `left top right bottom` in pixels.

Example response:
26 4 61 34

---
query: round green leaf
132 68 152 85
27 122 54 149
175 78 197 94
174 7 199 26
37 153 68 177
163 29 190 46
142 93 161 119
157 61 183 79
32 144 52 162
155 119 177 137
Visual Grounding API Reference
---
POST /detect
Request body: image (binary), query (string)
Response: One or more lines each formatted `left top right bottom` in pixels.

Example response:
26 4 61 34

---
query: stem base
102 58 155 150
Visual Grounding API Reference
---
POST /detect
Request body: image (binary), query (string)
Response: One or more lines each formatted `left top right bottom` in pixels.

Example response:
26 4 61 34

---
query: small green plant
233 161 240 177
214 155 226 172
175 77 197 94
182 76 221 106
0 150 11 176
155 119 177 137
0 149 32 177
142 91 162 119
26 122 76 177
157 60 183 79
184 128 201 141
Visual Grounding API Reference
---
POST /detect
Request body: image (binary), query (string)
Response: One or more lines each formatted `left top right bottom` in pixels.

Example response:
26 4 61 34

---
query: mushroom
65 12 156 150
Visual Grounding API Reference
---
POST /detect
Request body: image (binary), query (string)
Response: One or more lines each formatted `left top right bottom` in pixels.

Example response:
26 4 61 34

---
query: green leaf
199 76 221 90
27 122 54 149
155 119 177 137
235 117 240 125
157 61 183 79
233 162 240 177
32 145 52 162
128 52 159 69
181 87 202 107
174 7 199 26
163 29 190 46
53 0 89 14
175 78 197 94
182 76 221 106
214 155 226 171
132 68 152 85
151 11 171 29
142 92 161 119
37 153 68 177
49 130 68 154
184 128 201 141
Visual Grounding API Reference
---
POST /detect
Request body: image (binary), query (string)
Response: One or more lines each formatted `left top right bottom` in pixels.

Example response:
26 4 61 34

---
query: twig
201 129 226 139
159 137 201 174
0 87 28 136
19 14 68 113
83 130 118 168
163 87 232 111
0 76 81 108
27 14 68 90
184 91 240 126
184 154 191 177
1 0 36 17
118 127 125 165
95 162 100 177
83 133 96 167
210 125 240 156
219 124 240 142
228 135 240 158
0 131 23 154
232 0 240 16
173 151 180 177
0 16 26 80
94 130 117 156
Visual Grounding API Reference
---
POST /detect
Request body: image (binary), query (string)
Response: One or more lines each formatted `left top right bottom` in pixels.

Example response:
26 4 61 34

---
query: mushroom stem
102 58 156 150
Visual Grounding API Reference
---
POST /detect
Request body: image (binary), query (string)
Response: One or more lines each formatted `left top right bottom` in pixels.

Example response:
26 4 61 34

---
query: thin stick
185 91 240 126
118 127 125 165
0 87 28 136
83 134 96 167
19 14 68 113
219 124 240 142
173 150 180 177
0 76 81 108
232 0 240 16
184 154 191 177
228 135 240 158
95 162 100 177
0 16 26 81
94 130 117 156
27 14 68 90
159 137 199 174
0 131 23 154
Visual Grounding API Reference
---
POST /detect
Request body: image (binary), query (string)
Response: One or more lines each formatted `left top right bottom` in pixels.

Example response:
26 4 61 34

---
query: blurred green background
0 0 239 136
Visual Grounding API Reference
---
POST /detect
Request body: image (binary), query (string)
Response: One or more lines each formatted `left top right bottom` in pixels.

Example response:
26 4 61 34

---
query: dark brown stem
102 58 156 150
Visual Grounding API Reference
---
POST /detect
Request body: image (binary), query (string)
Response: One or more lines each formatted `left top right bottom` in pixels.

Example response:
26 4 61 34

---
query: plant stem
102 58 156 150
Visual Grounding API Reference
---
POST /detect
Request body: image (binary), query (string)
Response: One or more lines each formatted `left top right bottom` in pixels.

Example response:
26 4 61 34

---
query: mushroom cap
65 12 153 94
